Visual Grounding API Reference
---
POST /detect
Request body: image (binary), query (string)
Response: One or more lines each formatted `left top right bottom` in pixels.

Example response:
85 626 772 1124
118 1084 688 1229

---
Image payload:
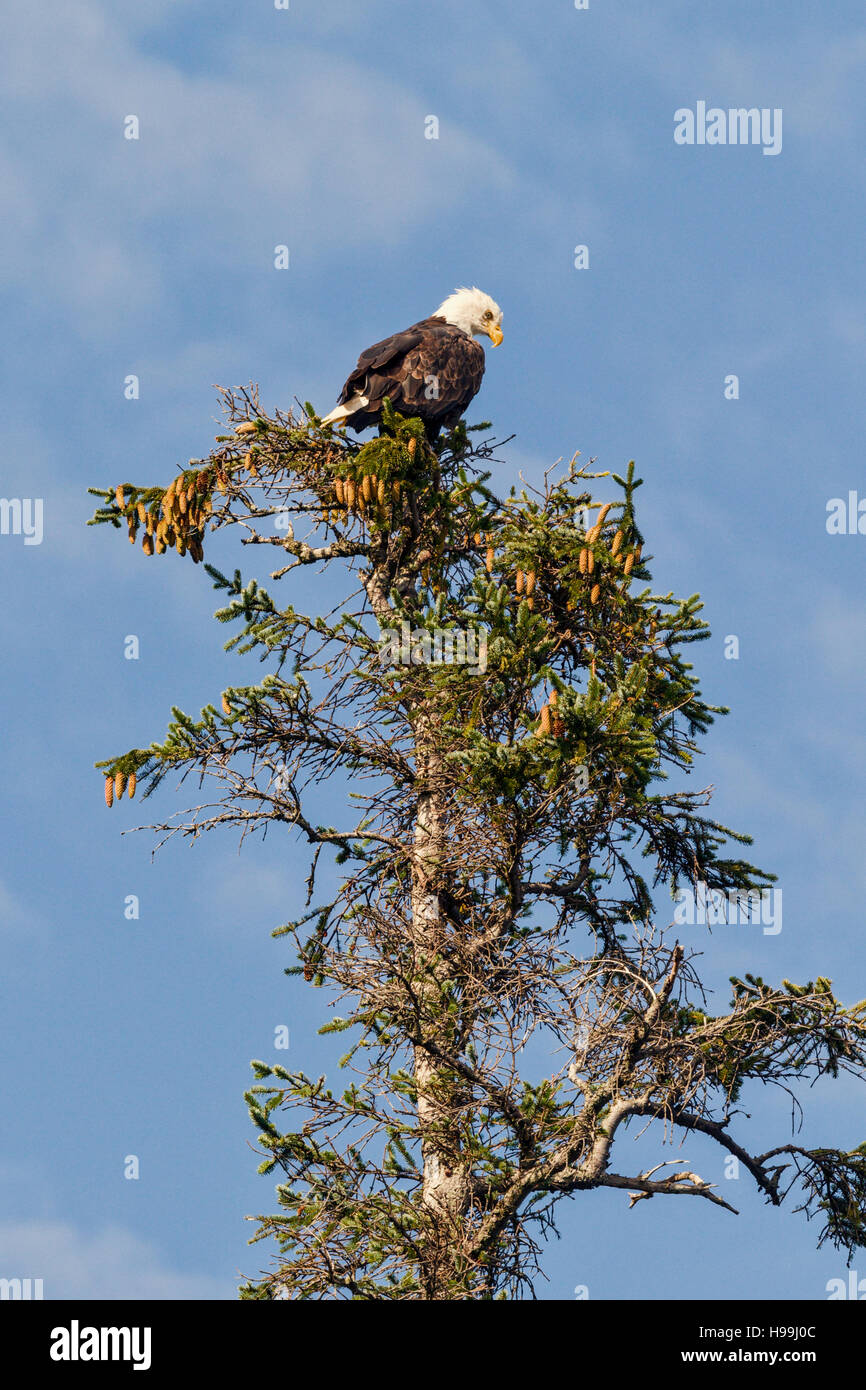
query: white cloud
597 8 866 162
806 585 866 685
202 858 306 936
0 878 42 937
0 5 516 329
0 1220 231 1299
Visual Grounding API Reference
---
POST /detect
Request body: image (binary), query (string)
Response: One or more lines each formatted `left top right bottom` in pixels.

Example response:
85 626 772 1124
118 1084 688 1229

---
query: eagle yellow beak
488 324 504 346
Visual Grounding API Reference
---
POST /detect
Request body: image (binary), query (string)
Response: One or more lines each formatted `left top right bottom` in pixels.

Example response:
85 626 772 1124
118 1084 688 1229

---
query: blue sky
2 0 866 1300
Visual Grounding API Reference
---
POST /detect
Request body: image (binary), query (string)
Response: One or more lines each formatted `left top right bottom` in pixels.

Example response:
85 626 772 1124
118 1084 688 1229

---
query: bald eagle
320 287 503 437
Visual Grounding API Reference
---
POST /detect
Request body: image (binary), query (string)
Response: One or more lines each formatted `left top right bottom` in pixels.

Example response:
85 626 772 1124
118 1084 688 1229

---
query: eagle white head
435 286 504 345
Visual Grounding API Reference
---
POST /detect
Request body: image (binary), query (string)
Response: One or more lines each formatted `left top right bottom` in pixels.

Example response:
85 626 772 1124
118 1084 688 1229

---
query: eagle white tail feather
321 393 370 426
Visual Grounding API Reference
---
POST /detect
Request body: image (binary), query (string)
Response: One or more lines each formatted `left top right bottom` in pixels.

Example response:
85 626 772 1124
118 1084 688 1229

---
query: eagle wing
337 325 428 406
335 317 485 431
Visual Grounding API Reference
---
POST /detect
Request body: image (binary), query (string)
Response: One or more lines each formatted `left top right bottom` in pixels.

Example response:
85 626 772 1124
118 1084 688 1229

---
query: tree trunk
410 713 470 1297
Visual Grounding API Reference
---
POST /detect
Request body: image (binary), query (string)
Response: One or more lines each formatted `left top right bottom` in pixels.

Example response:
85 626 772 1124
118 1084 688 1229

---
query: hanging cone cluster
535 688 565 740
572 503 642 610
325 470 402 526
110 464 218 564
511 564 538 608
466 497 643 623
104 769 137 808
470 531 496 573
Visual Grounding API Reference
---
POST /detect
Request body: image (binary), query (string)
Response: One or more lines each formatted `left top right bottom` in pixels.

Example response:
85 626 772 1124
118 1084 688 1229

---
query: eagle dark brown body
332 316 486 436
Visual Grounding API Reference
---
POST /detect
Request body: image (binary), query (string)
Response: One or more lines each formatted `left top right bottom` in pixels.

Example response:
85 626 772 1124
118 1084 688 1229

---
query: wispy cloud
0 4 516 330
0 878 42 938
0 1220 232 1299
596 7 866 160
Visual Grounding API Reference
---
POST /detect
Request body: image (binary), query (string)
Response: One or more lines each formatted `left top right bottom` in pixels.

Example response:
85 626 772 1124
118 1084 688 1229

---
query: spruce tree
90 386 866 1299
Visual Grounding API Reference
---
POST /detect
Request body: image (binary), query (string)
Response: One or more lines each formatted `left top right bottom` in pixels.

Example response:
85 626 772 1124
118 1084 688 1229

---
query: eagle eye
483 310 493 320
